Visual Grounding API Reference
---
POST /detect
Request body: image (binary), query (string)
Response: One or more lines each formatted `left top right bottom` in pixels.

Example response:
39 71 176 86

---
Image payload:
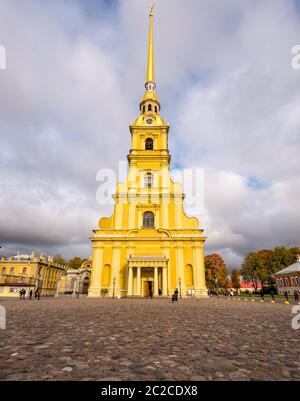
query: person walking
29 289 33 300
284 290 289 302
270 290 275 301
174 288 179 302
294 290 299 303
260 289 264 301
34 288 40 301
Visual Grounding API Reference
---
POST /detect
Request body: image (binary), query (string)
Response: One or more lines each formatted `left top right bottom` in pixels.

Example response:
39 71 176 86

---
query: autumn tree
231 268 241 290
205 253 229 289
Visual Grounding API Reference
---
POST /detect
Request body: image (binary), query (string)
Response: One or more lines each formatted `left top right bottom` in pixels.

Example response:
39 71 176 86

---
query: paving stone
62 367 73 372
0 297 299 381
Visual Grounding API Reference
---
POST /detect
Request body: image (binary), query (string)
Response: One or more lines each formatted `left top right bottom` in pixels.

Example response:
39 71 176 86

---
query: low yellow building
0 252 66 298
88 8 208 299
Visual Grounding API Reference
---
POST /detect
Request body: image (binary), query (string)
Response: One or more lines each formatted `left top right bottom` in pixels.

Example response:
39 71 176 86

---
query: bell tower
88 6 208 299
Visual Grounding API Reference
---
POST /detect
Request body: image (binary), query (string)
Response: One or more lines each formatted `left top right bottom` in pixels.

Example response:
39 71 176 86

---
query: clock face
145 118 153 125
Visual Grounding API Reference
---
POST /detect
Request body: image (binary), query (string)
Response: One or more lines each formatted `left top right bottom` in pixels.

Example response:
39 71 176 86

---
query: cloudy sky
0 0 300 267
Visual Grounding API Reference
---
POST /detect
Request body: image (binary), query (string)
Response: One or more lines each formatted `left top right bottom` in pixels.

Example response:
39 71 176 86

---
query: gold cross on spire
149 3 155 17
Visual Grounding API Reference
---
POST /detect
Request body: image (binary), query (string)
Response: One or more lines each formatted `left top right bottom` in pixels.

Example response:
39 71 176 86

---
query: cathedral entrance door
143 281 153 298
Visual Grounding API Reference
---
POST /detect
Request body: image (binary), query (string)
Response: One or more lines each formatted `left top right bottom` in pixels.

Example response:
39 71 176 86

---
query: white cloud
0 0 299 267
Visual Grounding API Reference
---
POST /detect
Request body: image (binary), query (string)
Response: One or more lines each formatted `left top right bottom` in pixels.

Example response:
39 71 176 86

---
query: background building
275 256 300 295
229 281 262 294
0 252 65 297
59 260 92 295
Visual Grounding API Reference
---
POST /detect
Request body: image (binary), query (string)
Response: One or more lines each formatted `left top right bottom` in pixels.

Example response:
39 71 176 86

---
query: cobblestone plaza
0 298 299 381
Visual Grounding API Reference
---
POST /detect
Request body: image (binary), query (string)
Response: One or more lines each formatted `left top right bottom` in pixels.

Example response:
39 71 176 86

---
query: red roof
239 281 262 289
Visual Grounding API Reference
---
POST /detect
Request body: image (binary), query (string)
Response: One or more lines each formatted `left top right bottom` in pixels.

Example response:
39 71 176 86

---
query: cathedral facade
88 8 207 298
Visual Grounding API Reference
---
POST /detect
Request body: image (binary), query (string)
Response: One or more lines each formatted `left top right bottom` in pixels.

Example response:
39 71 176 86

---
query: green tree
53 255 68 266
231 268 241 290
256 249 273 287
271 246 298 273
240 252 260 292
205 253 229 289
68 257 87 270
289 247 300 262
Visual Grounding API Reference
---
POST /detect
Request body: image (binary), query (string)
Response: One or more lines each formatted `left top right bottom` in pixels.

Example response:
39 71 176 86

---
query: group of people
19 288 41 301
283 289 299 303
210 287 300 303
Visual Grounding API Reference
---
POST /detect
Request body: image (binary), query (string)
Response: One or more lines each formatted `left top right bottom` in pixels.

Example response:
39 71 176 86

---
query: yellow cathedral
88 7 208 299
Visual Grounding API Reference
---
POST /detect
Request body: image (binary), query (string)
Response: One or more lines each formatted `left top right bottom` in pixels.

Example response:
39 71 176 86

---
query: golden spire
146 3 155 83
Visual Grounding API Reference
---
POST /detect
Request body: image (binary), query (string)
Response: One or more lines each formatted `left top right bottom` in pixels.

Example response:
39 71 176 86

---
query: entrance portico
127 256 168 297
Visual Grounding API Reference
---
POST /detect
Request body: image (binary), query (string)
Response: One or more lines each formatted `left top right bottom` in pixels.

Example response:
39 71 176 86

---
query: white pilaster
88 247 104 297
111 246 121 296
176 245 185 294
162 267 167 296
136 267 141 296
154 267 158 296
128 266 133 296
193 245 208 296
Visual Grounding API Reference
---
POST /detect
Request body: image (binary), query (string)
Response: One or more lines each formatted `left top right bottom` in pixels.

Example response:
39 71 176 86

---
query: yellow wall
0 258 65 297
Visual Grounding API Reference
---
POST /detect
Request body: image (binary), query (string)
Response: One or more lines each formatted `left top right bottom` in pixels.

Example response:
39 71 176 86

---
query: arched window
148 104 152 112
285 277 289 287
102 264 111 287
155 106 158 113
143 106 145 113
144 173 153 188
143 212 155 228
295 277 299 286
145 138 153 150
185 264 194 287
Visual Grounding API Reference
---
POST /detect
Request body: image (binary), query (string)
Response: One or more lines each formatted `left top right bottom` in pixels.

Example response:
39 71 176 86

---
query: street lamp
178 277 182 299
113 276 116 299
